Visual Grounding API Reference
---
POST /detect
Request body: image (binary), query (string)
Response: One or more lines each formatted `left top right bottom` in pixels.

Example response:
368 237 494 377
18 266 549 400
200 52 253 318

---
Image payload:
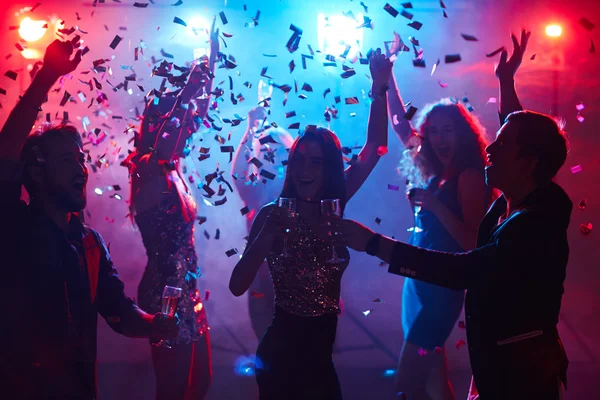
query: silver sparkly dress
255 216 349 400
136 193 209 345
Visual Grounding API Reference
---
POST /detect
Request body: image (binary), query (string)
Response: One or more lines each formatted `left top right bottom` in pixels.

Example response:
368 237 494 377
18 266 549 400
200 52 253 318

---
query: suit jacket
388 182 571 395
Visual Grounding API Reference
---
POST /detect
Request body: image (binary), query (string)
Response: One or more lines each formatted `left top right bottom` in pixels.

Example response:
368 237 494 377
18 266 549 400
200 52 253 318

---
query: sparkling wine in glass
153 286 182 348
321 199 346 264
257 79 273 104
406 182 423 233
277 197 297 257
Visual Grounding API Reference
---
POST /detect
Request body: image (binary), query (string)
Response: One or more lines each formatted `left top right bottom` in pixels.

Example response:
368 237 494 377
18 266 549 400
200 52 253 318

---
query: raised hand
248 106 268 129
42 39 82 79
495 29 531 81
370 48 393 90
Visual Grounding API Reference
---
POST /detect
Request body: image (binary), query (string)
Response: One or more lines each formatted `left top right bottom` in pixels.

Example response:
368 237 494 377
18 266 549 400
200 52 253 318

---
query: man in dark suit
333 31 570 399
0 40 180 399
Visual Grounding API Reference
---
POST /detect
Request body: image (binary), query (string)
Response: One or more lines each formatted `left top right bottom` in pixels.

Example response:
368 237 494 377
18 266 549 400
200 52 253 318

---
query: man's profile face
485 121 536 192
41 135 89 212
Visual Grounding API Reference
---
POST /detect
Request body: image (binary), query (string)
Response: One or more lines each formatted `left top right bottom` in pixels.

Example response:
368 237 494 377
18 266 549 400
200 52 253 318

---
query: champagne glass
406 182 423 233
321 199 346 264
152 285 182 348
277 197 297 257
257 79 273 104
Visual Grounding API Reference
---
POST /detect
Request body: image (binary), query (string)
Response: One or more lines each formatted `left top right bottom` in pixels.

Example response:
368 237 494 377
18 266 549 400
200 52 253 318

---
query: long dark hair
400 99 487 183
279 126 347 214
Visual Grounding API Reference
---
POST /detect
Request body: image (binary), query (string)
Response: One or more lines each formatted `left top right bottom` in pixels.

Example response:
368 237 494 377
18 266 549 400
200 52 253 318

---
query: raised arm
0 40 81 161
344 49 392 201
385 32 413 146
496 30 531 123
191 16 220 120
232 107 267 187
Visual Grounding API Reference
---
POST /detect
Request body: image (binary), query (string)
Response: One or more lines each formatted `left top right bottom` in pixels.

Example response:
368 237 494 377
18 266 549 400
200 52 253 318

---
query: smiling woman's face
422 111 458 168
290 139 325 201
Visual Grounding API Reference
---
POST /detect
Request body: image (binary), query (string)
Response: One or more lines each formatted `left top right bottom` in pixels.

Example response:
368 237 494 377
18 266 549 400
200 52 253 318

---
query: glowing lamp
317 13 364 59
545 24 562 38
19 17 47 42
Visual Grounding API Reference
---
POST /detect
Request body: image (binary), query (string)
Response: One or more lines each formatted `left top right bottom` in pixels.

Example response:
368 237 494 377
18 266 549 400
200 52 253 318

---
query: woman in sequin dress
229 50 393 400
386 32 492 400
123 20 219 400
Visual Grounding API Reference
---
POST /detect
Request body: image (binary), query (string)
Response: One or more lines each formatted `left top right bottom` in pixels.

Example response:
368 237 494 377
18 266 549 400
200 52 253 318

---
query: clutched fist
41 39 82 79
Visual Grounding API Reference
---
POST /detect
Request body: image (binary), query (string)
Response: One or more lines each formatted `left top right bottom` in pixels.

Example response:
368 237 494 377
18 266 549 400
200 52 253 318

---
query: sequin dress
255 216 349 400
135 193 209 345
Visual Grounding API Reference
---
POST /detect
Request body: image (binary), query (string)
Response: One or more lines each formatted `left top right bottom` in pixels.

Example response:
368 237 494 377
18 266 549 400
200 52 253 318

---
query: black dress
255 217 350 400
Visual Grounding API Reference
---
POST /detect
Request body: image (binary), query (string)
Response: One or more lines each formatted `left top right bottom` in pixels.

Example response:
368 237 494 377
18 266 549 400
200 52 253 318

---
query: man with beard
0 40 179 399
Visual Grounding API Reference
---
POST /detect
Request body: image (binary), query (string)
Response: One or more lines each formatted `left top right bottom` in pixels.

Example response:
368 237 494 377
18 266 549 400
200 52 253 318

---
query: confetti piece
388 184 400 191
288 122 300 130
375 217 382 224
173 16 187 27
530 54 537 60
172 0 183 5
445 54 461 63
461 33 478 41
486 46 505 58
285 111 296 118
225 248 238 257
576 102 585 111
219 11 228 25
433 346 442 354
579 17 595 32
345 97 359 105
240 206 250 216
418 348 427 357
577 115 584 123
60 91 71 106
430 58 440 76
412 58 425 68
197 216 207 225
437 79 448 88
377 146 388 156
109 35 123 50
580 223 592 236
400 9 413 20
578 199 587 210
590 39 596 54
458 320 466 329
455 339 466 350
360 1 368 13
372 298 384 302
408 21 422 30
362 309 373 317
260 170 276 180
30 2 42 12
440 0 446 8
301 83 313 92
403 105 418 120
384 3 399 18
250 290 264 298
4 70 17 80
402 2 413 7
570 164 582 174
204 290 210 301
486 97 497 104
215 197 228 206
323 88 331 98
341 69 356 79
443 10 448 18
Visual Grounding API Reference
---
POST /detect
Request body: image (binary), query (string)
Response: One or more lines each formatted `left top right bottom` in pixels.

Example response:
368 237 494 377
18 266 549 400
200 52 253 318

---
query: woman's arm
386 71 414 146
344 50 392 201
229 204 276 297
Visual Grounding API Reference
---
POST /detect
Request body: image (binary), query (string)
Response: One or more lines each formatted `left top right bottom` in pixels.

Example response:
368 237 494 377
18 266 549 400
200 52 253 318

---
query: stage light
545 24 562 38
317 13 364 59
21 48 42 60
187 16 209 37
19 17 47 42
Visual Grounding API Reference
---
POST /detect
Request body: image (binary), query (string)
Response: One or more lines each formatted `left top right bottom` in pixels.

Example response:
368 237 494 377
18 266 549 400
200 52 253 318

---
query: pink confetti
580 223 593 236
204 290 210 301
578 199 587 210
577 115 584 123
575 102 585 111
570 165 583 174
486 97 497 104
437 79 448 88
392 114 400 125
433 346 443 354
377 146 389 156
418 347 427 357
456 339 466 350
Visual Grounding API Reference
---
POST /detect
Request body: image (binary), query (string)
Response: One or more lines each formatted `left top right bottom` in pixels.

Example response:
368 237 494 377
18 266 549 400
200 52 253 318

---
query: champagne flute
277 197 297 257
406 182 423 233
152 285 182 348
321 199 346 264
257 79 273 104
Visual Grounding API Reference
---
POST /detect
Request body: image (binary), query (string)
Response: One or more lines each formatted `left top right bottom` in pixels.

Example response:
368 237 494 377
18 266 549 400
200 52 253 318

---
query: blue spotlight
383 369 396 377
317 13 364 59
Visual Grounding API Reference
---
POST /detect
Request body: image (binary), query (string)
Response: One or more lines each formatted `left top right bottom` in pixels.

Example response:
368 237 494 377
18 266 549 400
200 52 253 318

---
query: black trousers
255 308 342 400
